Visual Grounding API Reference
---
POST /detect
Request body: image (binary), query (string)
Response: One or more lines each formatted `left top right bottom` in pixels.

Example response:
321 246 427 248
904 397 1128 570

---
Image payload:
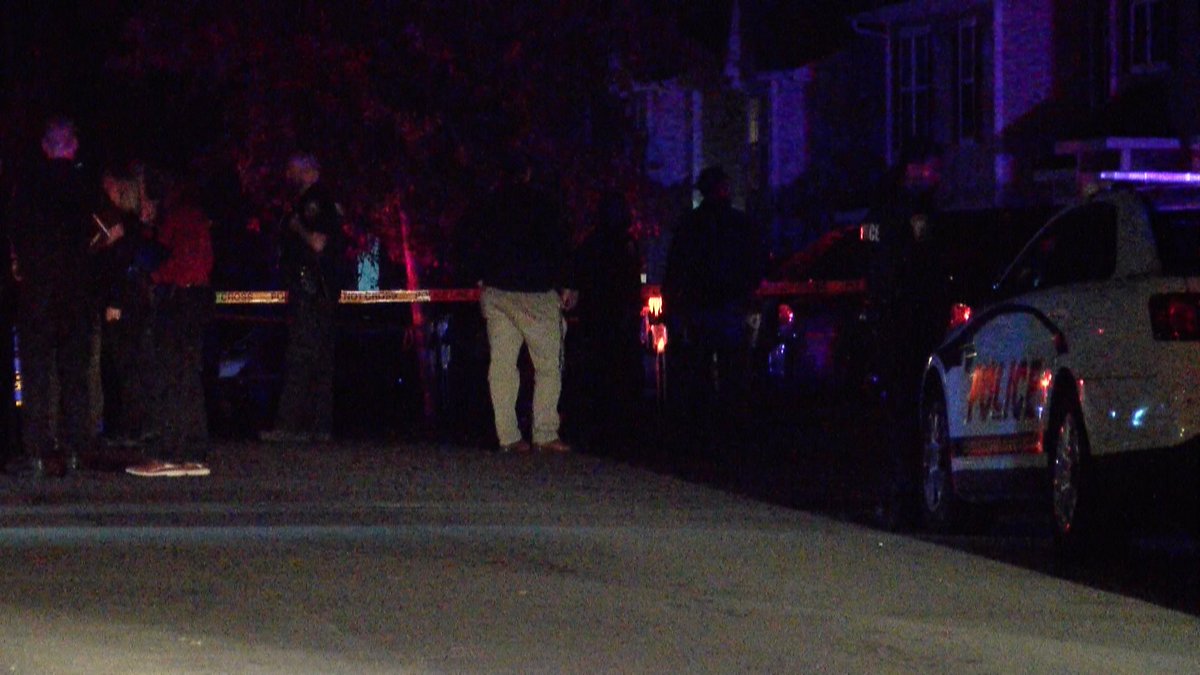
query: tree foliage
82 0 706 284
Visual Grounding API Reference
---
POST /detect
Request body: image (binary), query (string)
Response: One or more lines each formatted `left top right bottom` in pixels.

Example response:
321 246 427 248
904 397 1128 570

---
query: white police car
918 172 1200 542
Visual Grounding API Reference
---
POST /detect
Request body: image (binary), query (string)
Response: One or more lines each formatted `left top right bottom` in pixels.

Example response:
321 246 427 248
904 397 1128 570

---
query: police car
918 172 1200 542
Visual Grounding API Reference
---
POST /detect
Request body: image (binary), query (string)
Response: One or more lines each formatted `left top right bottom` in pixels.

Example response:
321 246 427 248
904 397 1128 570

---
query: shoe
177 462 211 477
500 439 532 453
534 439 571 453
126 460 192 478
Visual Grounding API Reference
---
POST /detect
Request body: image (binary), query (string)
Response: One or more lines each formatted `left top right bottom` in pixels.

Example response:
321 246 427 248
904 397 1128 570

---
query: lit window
747 97 761 145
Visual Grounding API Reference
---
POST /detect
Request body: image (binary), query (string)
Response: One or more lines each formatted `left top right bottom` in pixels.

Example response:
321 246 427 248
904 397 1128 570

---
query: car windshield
1147 190 1200 276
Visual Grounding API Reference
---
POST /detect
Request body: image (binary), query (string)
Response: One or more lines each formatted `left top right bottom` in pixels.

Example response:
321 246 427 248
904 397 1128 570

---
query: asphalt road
1 439 1199 674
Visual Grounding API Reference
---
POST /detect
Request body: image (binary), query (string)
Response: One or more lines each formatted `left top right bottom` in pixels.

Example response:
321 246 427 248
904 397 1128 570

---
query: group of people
1 116 768 475
0 118 344 479
3 118 214 478
465 160 766 458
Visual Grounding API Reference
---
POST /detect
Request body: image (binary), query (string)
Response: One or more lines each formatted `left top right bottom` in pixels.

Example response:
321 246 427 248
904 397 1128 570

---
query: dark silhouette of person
0 157 18 467
6 118 97 477
261 153 345 444
567 191 643 457
863 154 949 528
95 162 160 449
662 166 766 457
126 179 214 477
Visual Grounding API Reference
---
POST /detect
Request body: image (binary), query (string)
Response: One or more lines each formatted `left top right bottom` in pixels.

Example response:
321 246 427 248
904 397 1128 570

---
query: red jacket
152 204 213 287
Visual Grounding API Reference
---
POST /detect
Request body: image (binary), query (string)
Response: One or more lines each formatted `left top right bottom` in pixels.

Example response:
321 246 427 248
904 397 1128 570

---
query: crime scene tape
214 280 865 305
214 288 483 305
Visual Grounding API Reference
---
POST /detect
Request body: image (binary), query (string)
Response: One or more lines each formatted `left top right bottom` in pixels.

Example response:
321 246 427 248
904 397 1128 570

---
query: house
631 0 1200 272
625 0 883 278
850 0 1200 211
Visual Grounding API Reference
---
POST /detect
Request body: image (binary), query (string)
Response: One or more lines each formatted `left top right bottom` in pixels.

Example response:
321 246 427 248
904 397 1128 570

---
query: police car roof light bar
1099 171 1200 184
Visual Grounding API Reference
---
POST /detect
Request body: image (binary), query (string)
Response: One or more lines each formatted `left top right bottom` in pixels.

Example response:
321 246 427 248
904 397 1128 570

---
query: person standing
94 163 159 448
5 118 97 477
662 166 766 453
567 191 643 456
261 153 344 444
0 159 16 468
863 154 947 529
466 154 577 453
126 180 213 477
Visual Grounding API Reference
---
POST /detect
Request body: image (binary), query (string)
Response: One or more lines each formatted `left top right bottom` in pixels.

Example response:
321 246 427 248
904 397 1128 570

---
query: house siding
993 0 1056 205
640 86 695 188
632 0 1200 258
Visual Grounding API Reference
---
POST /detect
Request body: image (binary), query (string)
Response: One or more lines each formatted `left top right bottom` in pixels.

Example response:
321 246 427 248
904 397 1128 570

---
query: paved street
0 441 1198 673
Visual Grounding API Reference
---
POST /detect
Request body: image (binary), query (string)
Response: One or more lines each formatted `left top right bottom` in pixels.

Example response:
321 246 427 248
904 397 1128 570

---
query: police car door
951 202 1118 493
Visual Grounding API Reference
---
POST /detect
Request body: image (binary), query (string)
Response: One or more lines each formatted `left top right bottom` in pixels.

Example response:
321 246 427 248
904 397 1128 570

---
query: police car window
1000 203 1116 295
1149 201 1200 276
1038 203 1117 287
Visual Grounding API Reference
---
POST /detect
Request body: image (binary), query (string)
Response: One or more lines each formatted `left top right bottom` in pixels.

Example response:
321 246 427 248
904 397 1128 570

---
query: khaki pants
481 287 564 446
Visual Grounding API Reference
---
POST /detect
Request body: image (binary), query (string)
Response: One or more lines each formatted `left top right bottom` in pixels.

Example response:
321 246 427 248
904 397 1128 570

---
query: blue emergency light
1099 171 1200 184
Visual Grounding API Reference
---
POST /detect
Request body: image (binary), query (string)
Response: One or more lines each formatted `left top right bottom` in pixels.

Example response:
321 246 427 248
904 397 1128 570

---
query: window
956 19 981 141
1128 0 1171 72
895 29 932 156
747 95 766 190
1085 0 1111 106
747 96 762 145
999 203 1118 296
1148 190 1200 275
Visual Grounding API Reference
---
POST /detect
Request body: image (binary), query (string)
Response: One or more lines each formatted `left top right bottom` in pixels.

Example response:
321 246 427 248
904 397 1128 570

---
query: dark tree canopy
2 0 710 283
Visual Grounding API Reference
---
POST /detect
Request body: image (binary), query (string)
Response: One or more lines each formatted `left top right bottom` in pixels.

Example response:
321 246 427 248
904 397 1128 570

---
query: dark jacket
92 203 164 314
573 227 641 334
9 158 95 319
280 182 344 300
466 182 571 293
662 198 765 314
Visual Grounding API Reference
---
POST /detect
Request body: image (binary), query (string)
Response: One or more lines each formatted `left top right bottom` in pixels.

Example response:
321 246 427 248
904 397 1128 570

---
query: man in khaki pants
468 154 577 453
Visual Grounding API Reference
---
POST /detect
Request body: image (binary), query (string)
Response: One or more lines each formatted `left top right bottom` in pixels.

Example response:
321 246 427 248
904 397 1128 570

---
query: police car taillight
777 303 795 332
1149 294 1200 340
947 303 972 332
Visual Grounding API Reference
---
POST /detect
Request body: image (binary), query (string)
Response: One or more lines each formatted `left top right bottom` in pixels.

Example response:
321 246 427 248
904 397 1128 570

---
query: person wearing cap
261 153 345 445
662 166 766 451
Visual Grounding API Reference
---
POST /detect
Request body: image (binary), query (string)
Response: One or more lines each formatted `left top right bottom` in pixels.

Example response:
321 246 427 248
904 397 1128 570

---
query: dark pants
666 306 754 459
274 291 335 436
147 287 212 462
102 304 154 441
0 303 15 465
567 319 643 455
17 304 94 460
873 301 947 525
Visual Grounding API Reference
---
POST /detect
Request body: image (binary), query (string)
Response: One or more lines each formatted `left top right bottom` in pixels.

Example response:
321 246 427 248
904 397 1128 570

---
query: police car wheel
1048 398 1093 547
920 390 961 532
